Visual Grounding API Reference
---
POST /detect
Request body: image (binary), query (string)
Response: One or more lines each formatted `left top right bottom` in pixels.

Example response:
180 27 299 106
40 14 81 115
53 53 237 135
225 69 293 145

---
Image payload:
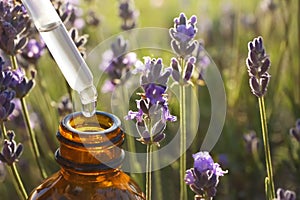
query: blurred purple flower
100 36 137 93
290 119 300 143
276 188 296 200
86 10 101 27
20 38 45 64
185 151 228 199
0 130 23 165
119 0 139 30
57 95 73 118
51 0 85 30
0 1 30 55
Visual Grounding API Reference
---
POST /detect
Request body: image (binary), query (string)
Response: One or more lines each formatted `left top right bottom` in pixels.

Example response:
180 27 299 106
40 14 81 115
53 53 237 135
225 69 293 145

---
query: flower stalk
258 97 275 199
179 82 187 200
146 143 153 200
245 36 275 199
9 163 28 200
125 57 176 200
169 13 198 199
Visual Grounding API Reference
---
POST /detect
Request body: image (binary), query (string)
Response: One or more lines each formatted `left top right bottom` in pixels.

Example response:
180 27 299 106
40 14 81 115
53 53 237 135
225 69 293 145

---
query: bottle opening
57 111 124 171
62 111 121 136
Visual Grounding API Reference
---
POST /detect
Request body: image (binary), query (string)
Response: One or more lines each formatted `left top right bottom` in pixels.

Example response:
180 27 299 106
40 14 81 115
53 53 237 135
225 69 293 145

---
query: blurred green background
1 0 299 199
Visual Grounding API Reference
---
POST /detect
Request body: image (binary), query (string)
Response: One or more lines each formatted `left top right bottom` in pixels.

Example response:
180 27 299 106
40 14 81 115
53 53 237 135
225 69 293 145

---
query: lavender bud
171 58 181 82
276 188 296 200
184 57 195 82
153 133 166 144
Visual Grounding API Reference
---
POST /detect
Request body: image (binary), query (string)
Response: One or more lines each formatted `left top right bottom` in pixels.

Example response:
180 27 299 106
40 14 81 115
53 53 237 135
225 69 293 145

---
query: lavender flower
246 36 271 97
118 0 139 30
100 36 137 93
57 95 73 118
51 0 85 29
0 130 23 165
276 188 296 200
289 119 300 142
125 57 176 146
0 1 30 55
10 67 35 98
185 151 228 199
170 13 198 58
86 10 101 27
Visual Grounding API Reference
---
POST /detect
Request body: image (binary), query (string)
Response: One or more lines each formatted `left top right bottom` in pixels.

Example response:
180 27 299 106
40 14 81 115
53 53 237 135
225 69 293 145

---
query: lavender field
0 0 299 199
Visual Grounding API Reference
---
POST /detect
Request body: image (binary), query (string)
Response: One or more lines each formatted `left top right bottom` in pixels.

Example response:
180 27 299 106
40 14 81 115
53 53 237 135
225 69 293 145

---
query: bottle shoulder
28 170 145 200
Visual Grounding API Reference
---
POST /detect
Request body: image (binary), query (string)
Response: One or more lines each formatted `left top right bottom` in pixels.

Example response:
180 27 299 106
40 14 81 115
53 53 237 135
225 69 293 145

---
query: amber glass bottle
28 111 145 200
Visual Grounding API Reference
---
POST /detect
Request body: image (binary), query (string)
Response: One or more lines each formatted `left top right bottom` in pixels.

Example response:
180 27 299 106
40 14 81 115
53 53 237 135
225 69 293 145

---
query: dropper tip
79 85 98 117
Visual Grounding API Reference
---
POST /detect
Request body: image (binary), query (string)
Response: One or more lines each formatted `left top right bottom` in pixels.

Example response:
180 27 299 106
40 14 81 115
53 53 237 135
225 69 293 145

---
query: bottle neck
55 111 125 173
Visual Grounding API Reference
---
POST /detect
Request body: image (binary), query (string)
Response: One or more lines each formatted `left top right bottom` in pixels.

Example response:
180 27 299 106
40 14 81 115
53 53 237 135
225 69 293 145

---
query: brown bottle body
28 111 144 200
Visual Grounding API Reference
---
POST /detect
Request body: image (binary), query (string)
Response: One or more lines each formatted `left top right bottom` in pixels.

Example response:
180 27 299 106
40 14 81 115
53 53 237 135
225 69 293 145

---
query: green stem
1 122 7 139
10 55 18 70
9 163 28 200
179 83 187 200
20 98 48 179
258 97 275 199
146 144 153 200
9 55 48 179
153 145 163 200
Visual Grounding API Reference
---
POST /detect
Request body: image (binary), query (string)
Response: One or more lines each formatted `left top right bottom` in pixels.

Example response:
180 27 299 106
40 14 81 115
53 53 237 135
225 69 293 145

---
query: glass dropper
21 0 97 117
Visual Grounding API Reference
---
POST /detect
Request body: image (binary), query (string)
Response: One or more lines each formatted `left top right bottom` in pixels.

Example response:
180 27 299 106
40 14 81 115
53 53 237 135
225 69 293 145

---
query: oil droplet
81 101 96 117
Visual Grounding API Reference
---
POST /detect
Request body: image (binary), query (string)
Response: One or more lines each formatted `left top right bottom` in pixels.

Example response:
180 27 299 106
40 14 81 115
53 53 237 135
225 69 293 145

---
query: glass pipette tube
21 0 97 117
